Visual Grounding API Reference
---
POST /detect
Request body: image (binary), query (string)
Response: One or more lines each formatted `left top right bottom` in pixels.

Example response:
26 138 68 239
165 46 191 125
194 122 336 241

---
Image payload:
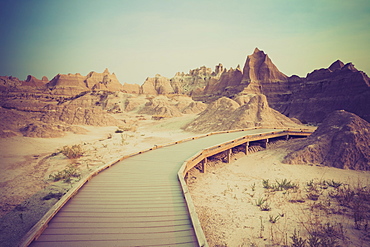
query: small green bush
269 214 280 223
262 178 298 191
255 197 267 207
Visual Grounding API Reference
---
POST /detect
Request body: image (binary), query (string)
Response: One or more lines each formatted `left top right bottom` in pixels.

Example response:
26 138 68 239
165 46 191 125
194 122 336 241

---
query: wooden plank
42 224 193 235
58 207 188 214
46 221 193 229
49 215 191 224
67 198 186 205
23 128 313 247
36 230 195 241
30 239 197 247
51 211 189 218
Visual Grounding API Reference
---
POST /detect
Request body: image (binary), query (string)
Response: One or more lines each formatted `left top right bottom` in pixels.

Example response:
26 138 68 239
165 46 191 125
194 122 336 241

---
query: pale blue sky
0 0 369 84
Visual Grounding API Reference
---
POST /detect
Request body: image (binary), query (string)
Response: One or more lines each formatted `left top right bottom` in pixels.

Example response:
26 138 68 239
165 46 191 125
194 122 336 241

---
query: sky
0 0 369 85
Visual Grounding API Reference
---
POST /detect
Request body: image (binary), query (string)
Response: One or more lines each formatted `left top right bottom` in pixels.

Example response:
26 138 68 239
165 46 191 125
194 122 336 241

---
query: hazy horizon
1 0 369 85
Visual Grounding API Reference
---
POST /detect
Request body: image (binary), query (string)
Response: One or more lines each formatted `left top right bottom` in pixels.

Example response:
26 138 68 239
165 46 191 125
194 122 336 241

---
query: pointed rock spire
328 60 344 71
253 47 261 54
103 68 110 74
242 47 287 86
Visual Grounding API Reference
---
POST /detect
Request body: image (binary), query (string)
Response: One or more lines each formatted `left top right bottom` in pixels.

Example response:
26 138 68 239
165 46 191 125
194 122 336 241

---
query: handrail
19 127 314 247
177 128 314 246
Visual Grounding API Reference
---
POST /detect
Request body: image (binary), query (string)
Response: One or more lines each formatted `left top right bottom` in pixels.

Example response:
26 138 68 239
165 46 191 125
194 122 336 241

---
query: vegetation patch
262 178 298 191
60 144 84 159
49 164 81 183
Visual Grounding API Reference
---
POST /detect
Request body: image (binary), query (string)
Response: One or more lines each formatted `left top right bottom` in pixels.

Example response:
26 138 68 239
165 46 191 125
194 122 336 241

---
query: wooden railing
177 128 314 247
19 127 313 247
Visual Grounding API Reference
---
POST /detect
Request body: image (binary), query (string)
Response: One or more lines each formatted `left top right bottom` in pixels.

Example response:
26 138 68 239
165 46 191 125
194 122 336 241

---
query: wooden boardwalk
28 128 304 247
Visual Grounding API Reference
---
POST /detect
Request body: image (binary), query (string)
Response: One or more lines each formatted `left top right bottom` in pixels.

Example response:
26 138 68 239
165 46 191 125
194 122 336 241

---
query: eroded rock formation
183 94 299 133
283 110 370 170
138 95 205 118
140 75 174 95
281 61 370 123
1 47 369 139
47 69 123 95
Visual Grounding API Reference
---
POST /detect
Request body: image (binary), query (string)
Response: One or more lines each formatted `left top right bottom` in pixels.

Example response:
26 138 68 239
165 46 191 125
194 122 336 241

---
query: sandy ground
1 112 369 247
188 140 370 246
0 112 198 246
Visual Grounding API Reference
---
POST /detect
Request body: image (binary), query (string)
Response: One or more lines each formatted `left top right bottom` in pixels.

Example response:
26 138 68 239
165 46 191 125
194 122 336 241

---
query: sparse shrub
60 144 83 159
255 197 271 211
49 164 81 183
307 234 321 247
263 179 271 189
308 222 344 247
306 179 314 188
307 192 320 201
290 229 306 247
269 214 280 223
263 178 298 191
328 183 370 229
255 197 267 207
260 202 271 211
251 183 256 191
324 179 342 189
276 179 298 191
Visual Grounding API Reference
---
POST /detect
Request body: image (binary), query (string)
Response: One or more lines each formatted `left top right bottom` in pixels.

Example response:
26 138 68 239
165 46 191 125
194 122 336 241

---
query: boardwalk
29 129 288 246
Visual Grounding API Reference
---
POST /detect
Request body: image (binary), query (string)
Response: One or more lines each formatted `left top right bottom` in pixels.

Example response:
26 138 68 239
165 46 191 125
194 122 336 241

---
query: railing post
262 139 269 149
202 157 207 173
226 149 231 163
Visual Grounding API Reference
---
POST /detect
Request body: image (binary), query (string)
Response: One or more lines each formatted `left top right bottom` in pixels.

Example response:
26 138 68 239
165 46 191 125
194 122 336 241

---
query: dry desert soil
0 113 369 246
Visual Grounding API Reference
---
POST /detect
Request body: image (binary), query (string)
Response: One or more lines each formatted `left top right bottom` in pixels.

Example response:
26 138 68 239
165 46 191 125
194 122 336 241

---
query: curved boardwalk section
29 129 286 247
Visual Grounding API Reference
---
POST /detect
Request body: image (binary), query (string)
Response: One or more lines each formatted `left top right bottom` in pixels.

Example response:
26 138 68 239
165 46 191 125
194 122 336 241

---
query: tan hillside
183 94 300 133
284 110 370 170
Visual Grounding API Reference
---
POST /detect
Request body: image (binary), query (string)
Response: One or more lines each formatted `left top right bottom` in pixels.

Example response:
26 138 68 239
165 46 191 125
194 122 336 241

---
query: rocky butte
162 48 370 124
137 48 370 124
0 47 369 127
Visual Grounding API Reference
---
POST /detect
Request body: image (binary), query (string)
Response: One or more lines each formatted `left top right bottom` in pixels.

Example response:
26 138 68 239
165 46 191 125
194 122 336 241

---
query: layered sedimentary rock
140 74 174 95
183 94 299 133
122 83 141 94
188 49 370 124
41 104 120 126
20 123 88 138
202 65 243 97
47 73 89 95
21 75 49 88
170 65 222 95
191 48 289 102
138 95 206 117
1 47 369 132
46 69 123 95
241 48 288 92
138 95 183 117
281 61 370 123
0 75 48 92
284 110 370 170
85 68 123 91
